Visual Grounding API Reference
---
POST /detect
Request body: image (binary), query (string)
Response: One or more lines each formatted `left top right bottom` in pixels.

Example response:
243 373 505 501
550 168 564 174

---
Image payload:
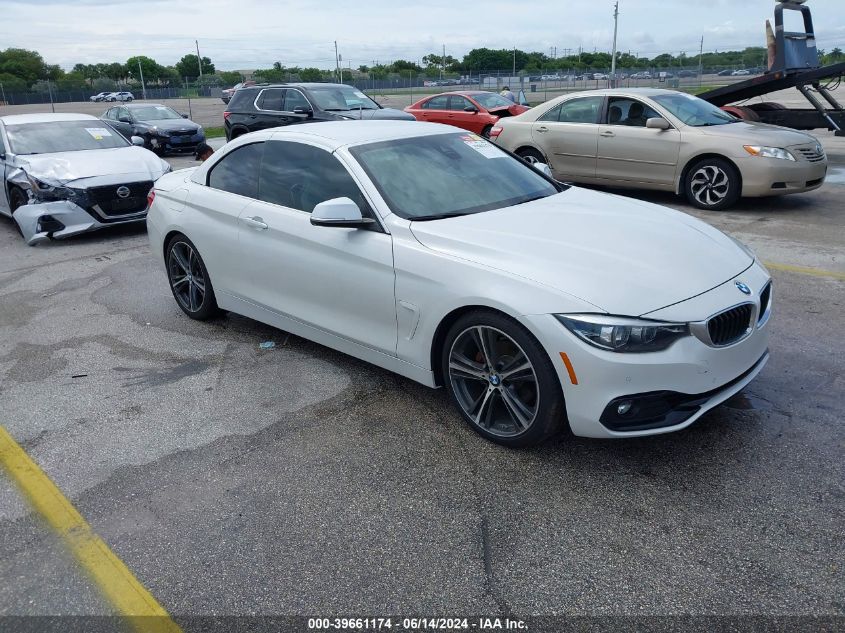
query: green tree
126 55 165 81
299 67 324 82
218 71 243 86
175 54 215 79
0 48 48 83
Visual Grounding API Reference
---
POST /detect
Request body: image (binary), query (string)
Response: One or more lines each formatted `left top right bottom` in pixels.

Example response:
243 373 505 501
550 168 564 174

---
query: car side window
424 95 449 110
448 96 472 111
605 97 661 127
538 103 562 122
556 97 604 124
258 141 372 215
207 142 264 199
257 88 285 111
104 109 116 120
283 89 310 111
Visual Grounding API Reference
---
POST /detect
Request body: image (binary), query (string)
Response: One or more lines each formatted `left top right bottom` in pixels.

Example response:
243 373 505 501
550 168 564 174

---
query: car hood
690 120 817 146
336 108 416 121
409 186 753 316
13 146 170 186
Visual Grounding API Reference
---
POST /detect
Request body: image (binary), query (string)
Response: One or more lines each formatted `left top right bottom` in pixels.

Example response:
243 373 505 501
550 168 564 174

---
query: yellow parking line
0 425 182 633
763 261 845 281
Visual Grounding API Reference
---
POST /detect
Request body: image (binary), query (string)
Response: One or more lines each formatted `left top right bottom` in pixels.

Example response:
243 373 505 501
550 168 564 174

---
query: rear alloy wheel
516 147 545 165
685 157 740 211
442 310 566 447
166 235 219 320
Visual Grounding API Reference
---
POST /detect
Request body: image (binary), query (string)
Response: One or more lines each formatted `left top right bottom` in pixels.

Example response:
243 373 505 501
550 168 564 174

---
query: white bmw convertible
147 121 771 446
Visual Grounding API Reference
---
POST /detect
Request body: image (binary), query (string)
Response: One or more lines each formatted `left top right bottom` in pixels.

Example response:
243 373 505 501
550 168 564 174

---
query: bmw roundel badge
735 281 751 295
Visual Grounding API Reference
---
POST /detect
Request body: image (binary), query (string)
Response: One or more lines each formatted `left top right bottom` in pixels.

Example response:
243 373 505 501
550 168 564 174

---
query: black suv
223 83 415 140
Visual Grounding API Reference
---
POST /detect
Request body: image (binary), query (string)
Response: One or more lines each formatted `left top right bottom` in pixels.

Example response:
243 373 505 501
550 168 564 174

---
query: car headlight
555 314 689 353
26 175 76 201
743 145 795 161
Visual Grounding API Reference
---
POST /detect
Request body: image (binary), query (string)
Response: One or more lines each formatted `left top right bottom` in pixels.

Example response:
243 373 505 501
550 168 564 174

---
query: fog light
617 401 633 416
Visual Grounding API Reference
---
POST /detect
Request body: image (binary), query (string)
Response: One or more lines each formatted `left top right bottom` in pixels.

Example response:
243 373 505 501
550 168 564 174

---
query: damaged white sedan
0 113 171 245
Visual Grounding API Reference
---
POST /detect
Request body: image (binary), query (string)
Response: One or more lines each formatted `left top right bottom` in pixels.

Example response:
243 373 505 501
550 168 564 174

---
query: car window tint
257 88 284 111
424 95 449 110
538 104 562 122
448 96 472 111
606 97 661 127
283 89 310 111
259 141 371 215
207 142 263 198
557 97 603 124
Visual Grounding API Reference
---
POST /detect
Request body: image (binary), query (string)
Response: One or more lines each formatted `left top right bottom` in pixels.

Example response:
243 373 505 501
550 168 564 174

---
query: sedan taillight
489 126 503 140
147 189 155 208
223 111 231 120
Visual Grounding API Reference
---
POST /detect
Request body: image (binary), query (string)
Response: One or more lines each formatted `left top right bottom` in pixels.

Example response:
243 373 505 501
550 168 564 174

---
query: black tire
126 97 133 102
748 102 786 111
516 147 546 166
440 310 566 447
480 124 493 139
165 234 219 320
684 157 741 211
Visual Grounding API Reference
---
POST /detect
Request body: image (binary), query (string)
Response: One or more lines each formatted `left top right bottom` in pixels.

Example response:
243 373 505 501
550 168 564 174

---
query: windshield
6 120 130 154
308 85 380 111
350 132 559 220
472 92 514 110
130 106 183 121
652 93 737 127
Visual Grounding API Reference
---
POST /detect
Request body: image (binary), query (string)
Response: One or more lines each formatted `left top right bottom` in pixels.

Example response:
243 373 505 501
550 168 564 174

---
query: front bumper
520 263 772 438
737 154 827 197
13 200 146 246
150 133 206 155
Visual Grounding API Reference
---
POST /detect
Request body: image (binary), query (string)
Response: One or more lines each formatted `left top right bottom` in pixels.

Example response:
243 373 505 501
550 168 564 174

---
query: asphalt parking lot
0 128 843 629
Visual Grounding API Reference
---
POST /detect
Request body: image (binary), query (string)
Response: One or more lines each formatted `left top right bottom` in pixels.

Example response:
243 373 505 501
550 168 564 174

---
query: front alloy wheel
685 158 740 210
442 311 566 447
166 236 219 320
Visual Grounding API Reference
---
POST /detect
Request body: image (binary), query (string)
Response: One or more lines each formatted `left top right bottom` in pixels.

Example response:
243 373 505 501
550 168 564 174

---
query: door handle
600 130 615 137
536 126 549 133
242 216 268 230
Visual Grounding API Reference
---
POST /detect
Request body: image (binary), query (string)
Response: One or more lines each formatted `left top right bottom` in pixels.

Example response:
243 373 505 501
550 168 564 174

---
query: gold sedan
490 88 827 210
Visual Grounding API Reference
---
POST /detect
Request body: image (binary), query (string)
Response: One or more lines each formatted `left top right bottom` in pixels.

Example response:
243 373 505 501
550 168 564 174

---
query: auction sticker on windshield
460 134 504 159
85 127 113 140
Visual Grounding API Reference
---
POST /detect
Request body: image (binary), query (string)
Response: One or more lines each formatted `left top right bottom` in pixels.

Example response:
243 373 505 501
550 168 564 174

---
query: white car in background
148 121 771 446
89 91 112 102
107 91 134 102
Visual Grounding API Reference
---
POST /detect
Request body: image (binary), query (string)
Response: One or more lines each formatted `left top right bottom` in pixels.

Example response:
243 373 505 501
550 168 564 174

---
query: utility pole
195 40 203 80
610 1 619 85
441 44 445 80
512 47 516 78
138 61 146 100
334 41 340 81
698 35 704 78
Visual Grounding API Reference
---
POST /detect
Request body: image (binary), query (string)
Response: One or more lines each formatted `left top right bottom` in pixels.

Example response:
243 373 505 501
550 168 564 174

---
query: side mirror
310 197 375 229
130 136 145 146
118 116 132 123
181 113 189 119
531 162 553 178
293 106 313 117
464 106 478 113
646 117 670 130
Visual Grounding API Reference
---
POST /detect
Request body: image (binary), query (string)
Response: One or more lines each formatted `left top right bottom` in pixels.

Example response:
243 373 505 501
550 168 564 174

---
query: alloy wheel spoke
171 275 189 289
472 326 496 369
472 389 496 427
171 247 190 274
449 352 487 381
500 387 534 430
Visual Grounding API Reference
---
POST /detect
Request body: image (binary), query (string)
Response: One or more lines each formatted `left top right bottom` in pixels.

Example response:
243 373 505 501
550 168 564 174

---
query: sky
5 0 845 71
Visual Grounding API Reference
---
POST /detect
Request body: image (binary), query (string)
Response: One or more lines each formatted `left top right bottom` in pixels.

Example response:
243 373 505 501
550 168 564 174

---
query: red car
404 91 529 137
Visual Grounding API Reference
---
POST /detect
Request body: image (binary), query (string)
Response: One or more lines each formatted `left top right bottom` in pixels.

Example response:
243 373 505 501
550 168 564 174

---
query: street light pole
138 61 147 100
610 1 619 86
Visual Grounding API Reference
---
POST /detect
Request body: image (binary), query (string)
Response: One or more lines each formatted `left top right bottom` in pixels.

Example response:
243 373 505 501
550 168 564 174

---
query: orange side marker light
559 352 579 385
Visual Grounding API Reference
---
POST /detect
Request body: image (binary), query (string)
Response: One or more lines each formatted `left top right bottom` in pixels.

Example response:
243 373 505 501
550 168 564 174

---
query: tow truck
698 0 845 136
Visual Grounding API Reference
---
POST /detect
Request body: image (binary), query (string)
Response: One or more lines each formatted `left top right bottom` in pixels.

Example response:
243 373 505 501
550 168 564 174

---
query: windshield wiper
411 211 473 221
323 107 351 112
